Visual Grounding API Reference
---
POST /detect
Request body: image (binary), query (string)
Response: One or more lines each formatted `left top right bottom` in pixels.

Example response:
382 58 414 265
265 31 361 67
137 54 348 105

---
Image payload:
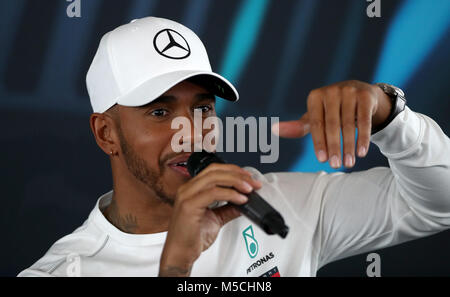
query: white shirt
18 106 450 277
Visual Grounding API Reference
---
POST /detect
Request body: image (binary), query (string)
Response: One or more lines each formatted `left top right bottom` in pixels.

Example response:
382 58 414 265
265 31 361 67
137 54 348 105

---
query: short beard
116 125 174 206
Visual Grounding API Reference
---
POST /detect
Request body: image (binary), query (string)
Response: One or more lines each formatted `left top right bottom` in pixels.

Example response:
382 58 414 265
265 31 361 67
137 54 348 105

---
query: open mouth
167 154 191 178
174 161 187 167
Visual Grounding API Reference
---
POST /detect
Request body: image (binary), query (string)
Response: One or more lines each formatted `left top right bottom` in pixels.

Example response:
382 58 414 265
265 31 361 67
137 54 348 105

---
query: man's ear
89 112 119 156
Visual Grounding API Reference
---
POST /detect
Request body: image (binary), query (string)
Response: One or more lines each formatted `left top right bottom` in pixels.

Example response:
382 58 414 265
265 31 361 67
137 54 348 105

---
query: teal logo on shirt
243 225 259 258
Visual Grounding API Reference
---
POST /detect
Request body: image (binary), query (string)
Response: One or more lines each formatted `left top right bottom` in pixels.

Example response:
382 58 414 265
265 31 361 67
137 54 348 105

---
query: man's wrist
159 256 194 277
371 83 407 135
372 85 393 131
159 264 192 277
159 247 196 277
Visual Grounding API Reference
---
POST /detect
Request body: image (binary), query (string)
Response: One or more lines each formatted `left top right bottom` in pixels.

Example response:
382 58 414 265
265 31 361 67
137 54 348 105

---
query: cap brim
116 70 239 109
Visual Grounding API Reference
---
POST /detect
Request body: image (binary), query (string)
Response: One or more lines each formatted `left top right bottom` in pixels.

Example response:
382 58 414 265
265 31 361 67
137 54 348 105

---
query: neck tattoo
104 199 139 234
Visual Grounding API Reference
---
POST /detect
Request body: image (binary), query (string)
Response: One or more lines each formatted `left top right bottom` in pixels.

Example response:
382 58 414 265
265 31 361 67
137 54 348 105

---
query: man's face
112 80 216 205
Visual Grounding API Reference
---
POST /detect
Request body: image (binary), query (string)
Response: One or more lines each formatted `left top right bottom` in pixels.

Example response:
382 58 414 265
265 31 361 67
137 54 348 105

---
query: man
19 17 450 277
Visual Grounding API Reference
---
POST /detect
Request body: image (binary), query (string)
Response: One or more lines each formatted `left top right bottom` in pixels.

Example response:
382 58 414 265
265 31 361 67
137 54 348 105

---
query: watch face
377 83 405 97
391 85 405 97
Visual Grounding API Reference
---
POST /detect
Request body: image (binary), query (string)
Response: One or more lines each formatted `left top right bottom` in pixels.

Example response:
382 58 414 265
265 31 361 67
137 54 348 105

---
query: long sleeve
312 106 450 268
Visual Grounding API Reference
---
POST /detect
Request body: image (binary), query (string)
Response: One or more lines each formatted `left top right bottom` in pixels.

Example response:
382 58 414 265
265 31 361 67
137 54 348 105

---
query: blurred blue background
1 0 449 276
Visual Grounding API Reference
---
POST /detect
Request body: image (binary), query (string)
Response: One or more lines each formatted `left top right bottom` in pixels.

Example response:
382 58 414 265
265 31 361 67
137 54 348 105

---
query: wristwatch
371 83 407 134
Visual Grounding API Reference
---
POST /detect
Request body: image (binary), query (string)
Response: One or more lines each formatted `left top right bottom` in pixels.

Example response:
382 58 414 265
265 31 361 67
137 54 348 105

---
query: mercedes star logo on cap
153 29 191 60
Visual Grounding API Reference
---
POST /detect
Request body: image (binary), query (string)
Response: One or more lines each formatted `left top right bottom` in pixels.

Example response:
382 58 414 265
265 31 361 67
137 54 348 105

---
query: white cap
86 16 239 113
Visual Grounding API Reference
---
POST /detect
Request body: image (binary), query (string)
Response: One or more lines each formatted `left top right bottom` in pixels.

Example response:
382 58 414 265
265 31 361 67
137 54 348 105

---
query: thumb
272 113 310 138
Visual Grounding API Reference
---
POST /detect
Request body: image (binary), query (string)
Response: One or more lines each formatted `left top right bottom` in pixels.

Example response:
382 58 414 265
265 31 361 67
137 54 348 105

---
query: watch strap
371 84 407 134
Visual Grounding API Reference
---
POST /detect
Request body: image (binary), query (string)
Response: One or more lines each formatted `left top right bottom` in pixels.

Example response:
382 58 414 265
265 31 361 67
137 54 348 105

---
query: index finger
307 91 328 162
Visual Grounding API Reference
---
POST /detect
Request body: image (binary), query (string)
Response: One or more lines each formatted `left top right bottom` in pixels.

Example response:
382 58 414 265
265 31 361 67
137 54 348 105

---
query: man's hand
159 164 262 277
273 80 392 168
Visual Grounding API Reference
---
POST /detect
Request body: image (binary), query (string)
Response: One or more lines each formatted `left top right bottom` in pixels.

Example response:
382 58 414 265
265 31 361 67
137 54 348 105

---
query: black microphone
187 151 289 238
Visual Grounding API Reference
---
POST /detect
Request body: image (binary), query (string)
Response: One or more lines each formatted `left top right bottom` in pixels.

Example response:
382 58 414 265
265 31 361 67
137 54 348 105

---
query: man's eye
150 109 168 117
195 105 213 114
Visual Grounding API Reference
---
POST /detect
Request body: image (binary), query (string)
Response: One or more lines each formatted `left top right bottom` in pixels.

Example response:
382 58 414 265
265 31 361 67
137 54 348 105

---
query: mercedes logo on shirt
153 29 191 59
